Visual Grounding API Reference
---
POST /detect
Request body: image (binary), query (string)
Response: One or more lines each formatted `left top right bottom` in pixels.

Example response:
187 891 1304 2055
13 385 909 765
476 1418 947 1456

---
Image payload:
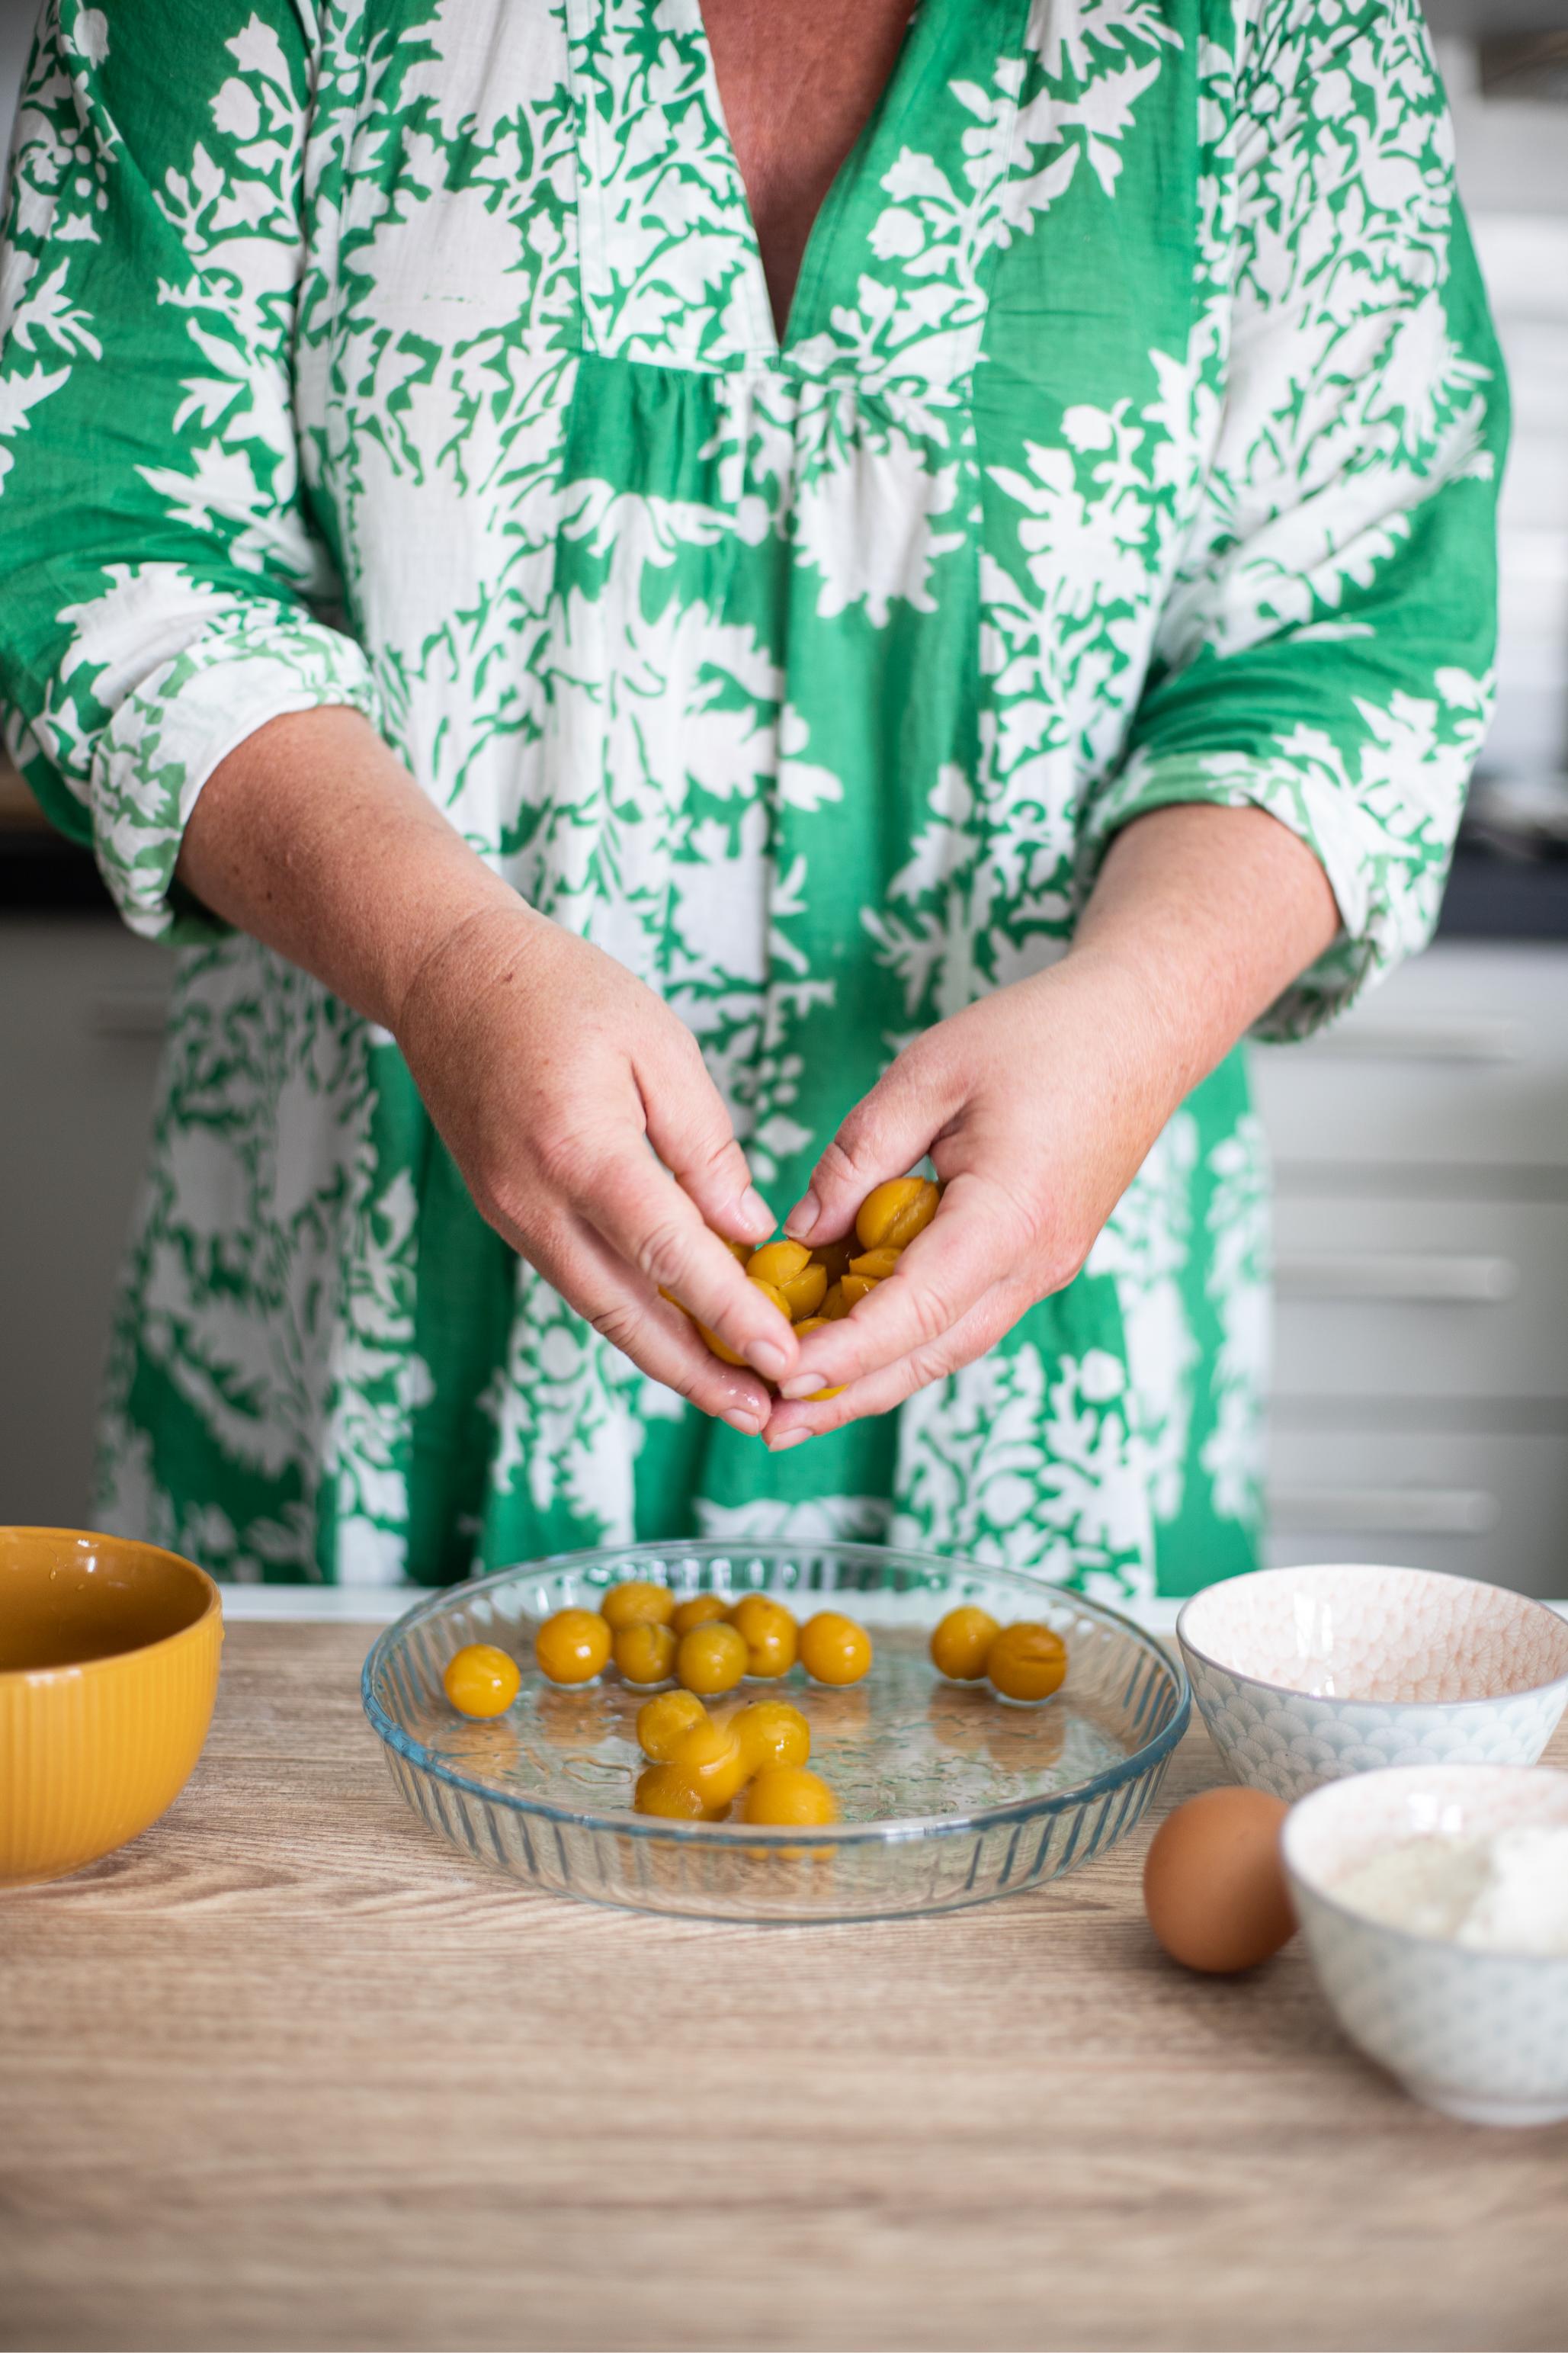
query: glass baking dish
362 1539 1188 1922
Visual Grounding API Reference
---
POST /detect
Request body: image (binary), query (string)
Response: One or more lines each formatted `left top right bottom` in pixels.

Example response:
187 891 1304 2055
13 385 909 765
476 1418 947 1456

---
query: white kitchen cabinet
1255 939 1568 1599
1250 942 1568 1170
1266 1427 1567 1597
0 916 172 1526
1271 1194 1568 1401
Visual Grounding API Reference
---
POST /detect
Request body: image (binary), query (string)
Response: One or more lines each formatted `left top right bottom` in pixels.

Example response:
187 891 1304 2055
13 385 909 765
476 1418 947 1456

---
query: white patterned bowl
1178 1564 1568 1802
1283 1764 1568 2126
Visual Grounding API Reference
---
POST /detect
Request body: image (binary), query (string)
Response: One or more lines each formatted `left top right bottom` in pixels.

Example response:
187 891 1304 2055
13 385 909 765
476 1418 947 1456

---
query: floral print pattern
0 0 1502 1591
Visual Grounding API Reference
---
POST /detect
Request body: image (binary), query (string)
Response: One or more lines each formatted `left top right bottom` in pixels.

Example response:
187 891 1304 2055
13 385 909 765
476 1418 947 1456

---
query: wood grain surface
3 1622 1566 2353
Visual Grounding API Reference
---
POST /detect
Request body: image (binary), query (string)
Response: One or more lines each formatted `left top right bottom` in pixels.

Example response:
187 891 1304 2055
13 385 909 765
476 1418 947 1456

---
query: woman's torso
99 0 1265 1596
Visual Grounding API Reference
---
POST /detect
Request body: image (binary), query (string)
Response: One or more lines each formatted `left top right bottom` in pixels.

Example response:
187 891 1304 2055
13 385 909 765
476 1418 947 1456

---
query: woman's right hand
394 898 795 1434
178 708 787 1426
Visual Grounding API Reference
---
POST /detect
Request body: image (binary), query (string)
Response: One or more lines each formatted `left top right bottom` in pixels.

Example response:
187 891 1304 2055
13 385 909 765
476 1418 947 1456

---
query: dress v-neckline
691 0 925 354
568 0 1028 384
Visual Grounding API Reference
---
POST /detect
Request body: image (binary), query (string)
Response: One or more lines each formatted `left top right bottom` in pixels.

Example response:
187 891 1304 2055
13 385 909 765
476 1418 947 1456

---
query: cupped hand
396 901 797 1433
762 949 1187 1446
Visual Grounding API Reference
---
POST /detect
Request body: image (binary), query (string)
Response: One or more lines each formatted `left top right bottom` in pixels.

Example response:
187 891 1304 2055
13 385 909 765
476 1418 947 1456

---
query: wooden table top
4 1621 1566 2353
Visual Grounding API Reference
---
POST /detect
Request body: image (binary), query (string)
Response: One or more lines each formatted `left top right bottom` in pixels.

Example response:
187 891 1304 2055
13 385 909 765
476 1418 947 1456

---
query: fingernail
739 1186 771 1237
746 1340 790 1381
784 1190 820 1239
778 1373 826 1401
723 1408 762 1437
768 1429 811 1453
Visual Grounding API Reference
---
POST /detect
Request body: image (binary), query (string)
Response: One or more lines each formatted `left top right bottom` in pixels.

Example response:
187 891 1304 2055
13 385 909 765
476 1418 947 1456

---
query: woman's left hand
762 946 1182 1447
762 803 1341 1449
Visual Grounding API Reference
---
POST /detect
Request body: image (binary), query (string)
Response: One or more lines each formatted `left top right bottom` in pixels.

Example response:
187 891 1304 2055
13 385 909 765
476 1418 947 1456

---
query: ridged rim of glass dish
361 1539 1191 1847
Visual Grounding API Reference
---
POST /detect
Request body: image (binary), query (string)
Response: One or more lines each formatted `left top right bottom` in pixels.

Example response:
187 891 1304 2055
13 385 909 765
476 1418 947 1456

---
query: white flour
1332 1827 1568 1956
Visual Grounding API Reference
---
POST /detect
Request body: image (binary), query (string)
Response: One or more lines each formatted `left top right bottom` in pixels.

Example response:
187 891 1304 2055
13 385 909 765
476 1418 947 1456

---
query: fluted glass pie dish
362 1539 1188 1921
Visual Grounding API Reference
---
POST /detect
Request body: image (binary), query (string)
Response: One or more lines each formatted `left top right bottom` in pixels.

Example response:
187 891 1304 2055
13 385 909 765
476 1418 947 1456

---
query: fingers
783 1052 954 1245
577 1139 799 1385
528 1212 776 1434
765 1279 1027 1449
772 1170 1019 1402
638 1023 774 1250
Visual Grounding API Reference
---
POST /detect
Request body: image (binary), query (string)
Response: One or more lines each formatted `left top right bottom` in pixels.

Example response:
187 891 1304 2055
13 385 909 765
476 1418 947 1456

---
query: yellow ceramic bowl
0 1527 223 1887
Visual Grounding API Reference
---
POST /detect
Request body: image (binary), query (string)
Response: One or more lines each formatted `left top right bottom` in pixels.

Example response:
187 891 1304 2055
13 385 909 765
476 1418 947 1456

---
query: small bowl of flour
1283 1764 1568 2126
1331 1825 1568 1957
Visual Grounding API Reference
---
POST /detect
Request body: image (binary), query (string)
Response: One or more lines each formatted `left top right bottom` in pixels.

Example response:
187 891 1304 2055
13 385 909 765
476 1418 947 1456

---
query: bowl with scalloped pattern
1283 1763 1568 2126
1178 1564 1568 1804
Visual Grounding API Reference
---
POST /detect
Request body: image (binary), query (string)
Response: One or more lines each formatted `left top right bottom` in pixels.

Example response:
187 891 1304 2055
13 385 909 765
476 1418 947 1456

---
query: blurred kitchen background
2 1 1566 1593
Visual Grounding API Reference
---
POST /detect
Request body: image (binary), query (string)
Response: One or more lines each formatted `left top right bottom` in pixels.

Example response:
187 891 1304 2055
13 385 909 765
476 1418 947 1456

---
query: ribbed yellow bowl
1 1528 223 1887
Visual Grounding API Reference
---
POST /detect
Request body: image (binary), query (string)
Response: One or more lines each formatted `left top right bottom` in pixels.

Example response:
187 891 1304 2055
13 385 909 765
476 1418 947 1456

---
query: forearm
176 701 785 1413
1064 802 1341 1112
175 705 521 1032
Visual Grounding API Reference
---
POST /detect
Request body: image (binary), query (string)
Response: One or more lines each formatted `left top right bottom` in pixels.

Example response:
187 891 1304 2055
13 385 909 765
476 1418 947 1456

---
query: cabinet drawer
1271 1195 1568 1401
1265 1430 1568 1600
0 919 172 1523
1252 942 1568 1170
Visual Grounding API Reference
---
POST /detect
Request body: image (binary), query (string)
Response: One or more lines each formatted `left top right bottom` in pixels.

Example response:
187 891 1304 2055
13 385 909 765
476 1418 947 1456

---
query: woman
0 0 1502 1598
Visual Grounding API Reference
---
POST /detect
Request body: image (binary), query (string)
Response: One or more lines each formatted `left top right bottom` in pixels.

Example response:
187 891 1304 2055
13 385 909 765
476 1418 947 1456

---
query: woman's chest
292 0 1217 727
299 0 1207 398
698 0 921 336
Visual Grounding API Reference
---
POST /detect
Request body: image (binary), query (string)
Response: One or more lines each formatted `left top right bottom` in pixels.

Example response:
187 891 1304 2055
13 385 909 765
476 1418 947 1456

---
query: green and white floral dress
0 0 1503 1595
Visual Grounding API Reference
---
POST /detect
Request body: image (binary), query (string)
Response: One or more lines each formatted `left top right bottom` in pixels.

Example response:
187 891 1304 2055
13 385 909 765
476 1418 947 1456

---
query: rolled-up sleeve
1084 0 1507 1040
0 0 379 940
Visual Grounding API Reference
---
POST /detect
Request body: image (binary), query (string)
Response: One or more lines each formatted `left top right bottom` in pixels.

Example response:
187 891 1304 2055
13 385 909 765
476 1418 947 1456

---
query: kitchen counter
2 1623 1565 2353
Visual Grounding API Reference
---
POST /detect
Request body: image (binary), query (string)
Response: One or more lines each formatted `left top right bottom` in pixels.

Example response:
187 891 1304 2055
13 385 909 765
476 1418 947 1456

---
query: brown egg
1142 1786 1295 1974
